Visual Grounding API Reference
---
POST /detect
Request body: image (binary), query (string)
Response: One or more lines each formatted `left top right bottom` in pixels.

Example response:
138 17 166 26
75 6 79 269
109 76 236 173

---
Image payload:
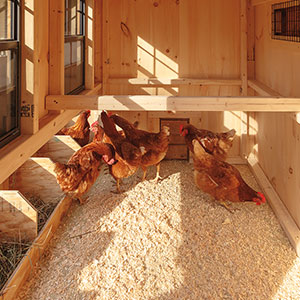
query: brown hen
192 138 265 211
57 110 91 147
54 124 117 204
110 114 170 182
91 118 140 193
180 124 235 161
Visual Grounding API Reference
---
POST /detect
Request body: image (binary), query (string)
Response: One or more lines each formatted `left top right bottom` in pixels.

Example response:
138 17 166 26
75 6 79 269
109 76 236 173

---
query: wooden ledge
46 95 300 112
248 155 300 256
108 78 242 86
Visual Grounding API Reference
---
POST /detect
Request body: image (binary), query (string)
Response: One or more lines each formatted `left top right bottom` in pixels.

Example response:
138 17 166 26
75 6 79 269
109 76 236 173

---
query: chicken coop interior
1 0 300 299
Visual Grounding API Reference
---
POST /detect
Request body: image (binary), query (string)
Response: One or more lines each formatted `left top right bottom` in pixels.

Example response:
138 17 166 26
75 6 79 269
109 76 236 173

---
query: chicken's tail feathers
101 111 119 137
252 191 266 205
223 128 236 140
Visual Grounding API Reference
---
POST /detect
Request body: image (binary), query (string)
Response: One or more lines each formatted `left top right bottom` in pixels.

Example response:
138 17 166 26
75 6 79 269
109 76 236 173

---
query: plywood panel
255 2 300 228
0 191 37 242
103 0 242 158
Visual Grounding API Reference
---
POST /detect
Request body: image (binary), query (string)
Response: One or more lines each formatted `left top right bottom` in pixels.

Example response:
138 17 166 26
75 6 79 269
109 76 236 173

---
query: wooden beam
0 110 79 185
0 195 72 300
108 78 242 86
46 94 300 112
102 0 109 94
248 80 300 125
248 155 300 256
248 79 282 97
251 0 273 6
0 191 38 242
240 0 248 158
20 0 38 134
34 0 49 119
85 0 95 89
94 0 102 83
49 0 64 94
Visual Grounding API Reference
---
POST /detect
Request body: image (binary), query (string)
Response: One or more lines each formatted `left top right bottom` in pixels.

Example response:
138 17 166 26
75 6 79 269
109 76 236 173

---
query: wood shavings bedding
16 161 300 300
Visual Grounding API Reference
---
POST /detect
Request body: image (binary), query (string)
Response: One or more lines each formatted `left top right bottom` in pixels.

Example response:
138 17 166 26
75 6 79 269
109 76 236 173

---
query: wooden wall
102 0 242 158
254 1 300 228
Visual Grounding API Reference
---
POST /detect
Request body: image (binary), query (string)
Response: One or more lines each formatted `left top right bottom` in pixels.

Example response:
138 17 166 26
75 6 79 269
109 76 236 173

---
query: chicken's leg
150 163 163 183
141 166 147 181
78 195 88 205
219 201 239 214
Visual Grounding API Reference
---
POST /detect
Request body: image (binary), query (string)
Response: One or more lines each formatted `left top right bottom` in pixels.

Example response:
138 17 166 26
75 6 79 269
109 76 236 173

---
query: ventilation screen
272 0 300 42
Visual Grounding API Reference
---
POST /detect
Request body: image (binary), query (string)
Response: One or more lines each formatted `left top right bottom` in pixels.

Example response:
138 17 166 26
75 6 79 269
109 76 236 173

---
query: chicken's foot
111 179 122 194
78 195 89 205
219 201 237 214
150 163 163 183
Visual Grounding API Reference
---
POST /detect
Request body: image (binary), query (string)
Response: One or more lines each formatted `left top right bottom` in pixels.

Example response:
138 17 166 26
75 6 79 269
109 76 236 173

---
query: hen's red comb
253 192 266 205
91 120 99 127
257 192 266 203
179 124 184 133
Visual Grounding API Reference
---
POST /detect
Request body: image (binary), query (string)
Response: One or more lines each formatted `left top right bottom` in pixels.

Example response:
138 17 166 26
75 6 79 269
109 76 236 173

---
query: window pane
65 0 78 35
64 39 84 94
0 49 18 139
0 0 13 40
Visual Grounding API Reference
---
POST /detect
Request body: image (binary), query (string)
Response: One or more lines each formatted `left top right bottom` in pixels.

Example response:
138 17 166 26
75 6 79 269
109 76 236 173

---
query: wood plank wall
102 0 242 158
254 2 300 228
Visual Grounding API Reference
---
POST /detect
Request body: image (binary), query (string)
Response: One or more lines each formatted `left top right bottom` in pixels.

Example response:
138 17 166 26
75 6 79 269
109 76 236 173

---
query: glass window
64 0 85 94
0 0 20 148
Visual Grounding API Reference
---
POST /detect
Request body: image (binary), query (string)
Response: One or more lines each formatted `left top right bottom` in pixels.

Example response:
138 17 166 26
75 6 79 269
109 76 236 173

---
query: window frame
0 0 20 148
64 0 85 95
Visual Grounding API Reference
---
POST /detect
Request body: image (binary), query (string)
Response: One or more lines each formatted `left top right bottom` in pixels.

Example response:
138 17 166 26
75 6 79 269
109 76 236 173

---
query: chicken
180 124 236 161
54 125 117 204
91 119 139 193
191 138 265 211
109 114 170 182
57 110 91 147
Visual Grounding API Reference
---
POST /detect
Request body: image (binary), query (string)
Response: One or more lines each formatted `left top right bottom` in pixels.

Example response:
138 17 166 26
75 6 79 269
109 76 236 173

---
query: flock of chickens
54 110 265 211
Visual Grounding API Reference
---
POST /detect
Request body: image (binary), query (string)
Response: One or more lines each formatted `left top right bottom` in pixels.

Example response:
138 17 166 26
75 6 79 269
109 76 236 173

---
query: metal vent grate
272 0 300 42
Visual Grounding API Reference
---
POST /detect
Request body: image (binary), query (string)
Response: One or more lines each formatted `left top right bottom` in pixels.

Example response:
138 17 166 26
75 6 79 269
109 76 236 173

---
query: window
0 0 20 148
272 1 300 42
64 0 85 94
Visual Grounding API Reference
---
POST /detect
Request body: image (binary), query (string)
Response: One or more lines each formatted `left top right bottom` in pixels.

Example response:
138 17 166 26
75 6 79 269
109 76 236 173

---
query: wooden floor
15 161 300 300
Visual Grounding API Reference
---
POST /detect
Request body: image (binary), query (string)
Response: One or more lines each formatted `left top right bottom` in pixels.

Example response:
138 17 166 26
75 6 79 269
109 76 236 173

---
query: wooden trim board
248 154 300 256
46 95 300 112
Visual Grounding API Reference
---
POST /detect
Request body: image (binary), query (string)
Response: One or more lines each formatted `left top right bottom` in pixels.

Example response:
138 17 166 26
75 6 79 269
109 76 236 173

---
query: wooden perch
46 95 300 112
0 191 38 242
